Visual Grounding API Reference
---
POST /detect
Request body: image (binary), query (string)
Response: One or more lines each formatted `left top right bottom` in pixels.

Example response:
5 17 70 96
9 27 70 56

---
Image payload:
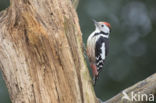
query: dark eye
101 25 104 27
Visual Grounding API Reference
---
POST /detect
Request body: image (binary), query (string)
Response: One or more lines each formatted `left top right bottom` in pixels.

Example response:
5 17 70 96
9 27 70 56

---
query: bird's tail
93 75 99 86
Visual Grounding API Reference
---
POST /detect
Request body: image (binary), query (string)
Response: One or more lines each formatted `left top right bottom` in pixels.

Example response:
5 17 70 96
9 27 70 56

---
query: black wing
95 36 109 72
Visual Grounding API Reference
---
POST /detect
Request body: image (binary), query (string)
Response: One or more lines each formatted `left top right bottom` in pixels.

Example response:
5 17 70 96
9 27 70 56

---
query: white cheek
102 26 109 33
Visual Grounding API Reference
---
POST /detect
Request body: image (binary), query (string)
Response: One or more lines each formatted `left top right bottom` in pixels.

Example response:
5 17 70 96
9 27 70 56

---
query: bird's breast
87 35 101 63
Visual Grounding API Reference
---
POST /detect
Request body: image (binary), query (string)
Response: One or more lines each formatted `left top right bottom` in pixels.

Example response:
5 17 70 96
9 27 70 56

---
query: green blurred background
0 0 156 102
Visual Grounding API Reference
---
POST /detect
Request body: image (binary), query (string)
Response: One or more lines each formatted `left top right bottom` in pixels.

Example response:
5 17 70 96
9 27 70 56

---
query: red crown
103 22 111 28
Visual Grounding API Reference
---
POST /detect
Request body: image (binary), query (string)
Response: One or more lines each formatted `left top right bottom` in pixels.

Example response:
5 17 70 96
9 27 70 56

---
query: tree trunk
0 0 97 103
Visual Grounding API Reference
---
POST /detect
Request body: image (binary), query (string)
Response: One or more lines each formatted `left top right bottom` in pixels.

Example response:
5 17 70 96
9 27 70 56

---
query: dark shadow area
0 71 11 103
0 0 10 11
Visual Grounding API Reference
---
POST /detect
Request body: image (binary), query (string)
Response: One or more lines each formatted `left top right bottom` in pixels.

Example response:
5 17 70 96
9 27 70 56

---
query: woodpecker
87 20 111 85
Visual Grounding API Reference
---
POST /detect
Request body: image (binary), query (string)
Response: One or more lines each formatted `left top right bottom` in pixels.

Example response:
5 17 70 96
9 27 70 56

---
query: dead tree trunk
0 0 97 103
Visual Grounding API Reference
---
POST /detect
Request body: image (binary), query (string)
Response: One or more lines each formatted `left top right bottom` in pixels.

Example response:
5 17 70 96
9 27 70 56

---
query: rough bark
104 73 156 103
0 0 97 103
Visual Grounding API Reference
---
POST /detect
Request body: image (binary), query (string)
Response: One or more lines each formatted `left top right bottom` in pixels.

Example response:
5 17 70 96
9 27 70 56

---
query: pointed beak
92 19 99 27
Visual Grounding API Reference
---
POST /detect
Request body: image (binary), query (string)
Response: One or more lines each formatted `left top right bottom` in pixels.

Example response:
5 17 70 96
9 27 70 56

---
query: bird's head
93 20 111 34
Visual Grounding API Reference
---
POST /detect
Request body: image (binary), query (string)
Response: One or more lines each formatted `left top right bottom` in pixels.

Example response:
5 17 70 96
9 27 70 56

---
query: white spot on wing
101 43 105 60
99 65 103 68
97 60 103 65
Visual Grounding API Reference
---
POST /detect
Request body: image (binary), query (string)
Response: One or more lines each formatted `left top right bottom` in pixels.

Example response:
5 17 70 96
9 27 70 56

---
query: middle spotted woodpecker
87 20 111 85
